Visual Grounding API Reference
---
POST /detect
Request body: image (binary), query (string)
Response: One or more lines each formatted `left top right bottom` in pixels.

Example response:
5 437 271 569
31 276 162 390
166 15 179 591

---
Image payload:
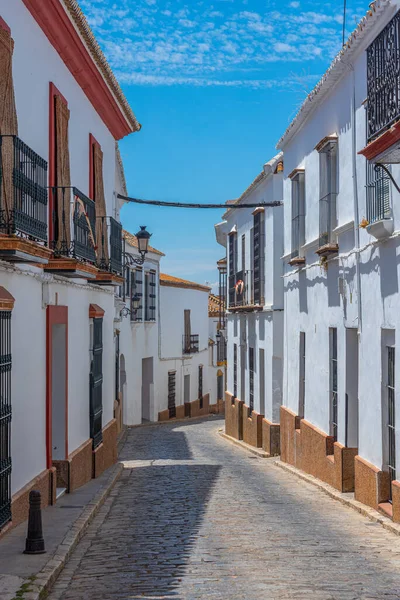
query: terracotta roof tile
209 293 225 317
123 230 165 257
160 273 211 292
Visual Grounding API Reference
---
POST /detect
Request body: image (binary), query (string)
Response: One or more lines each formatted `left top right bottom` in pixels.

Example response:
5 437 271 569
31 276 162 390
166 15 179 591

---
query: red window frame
89 133 101 201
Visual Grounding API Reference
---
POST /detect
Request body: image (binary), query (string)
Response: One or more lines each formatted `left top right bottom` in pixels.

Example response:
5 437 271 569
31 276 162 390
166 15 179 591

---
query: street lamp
124 225 152 267
120 292 141 319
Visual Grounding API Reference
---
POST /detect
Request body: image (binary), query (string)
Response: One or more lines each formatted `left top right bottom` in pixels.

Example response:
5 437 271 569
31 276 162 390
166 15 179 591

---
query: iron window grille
233 343 238 401
0 311 12 531
131 268 143 322
249 347 254 416
168 371 176 419
125 266 130 301
144 270 156 322
299 332 306 419
198 365 203 409
50 187 97 264
367 10 400 142
228 233 238 307
291 172 305 259
366 162 391 224
96 216 123 275
90 317 103 450
0 135 48 243
217 335 227 363
319 142 338 247
115 330 120 402
218 265 227 330
387 346 396 502
329 328 338 443
183 334 199 354
253 211 265 305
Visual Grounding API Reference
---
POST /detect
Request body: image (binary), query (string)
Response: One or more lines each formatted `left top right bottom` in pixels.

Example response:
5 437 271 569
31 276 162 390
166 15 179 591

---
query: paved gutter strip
15 462 123 600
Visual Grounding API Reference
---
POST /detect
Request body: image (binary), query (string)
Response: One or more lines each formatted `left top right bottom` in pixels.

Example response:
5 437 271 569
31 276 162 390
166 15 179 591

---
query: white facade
278 0 400 494
216 154 284 423
0 0 138 519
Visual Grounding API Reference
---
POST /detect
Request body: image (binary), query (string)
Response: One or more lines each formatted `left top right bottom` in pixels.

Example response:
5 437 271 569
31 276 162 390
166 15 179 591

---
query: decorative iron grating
0 311 12 531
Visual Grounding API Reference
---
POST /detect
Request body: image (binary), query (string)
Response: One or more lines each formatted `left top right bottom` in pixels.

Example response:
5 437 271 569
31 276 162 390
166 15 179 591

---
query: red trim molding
0 17 11 33
359 121 400 161
89 303 105 318
0 287 15 311
22 0 132 139
46 306 69 468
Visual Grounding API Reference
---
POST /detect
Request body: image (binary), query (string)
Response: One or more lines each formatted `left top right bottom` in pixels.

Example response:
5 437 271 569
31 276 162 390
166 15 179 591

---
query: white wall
2 0 117 217
222 163 284 421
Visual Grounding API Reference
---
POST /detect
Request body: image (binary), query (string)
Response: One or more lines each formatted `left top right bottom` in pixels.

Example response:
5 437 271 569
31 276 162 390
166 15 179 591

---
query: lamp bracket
374 164 400 195
123 251 145 266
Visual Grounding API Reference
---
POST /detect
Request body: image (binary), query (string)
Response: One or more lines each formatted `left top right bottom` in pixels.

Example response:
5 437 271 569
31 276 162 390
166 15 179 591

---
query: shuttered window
319 141 338 247
145 271 156 322
291 172 305 258
131 268 143 322
253 210 265 305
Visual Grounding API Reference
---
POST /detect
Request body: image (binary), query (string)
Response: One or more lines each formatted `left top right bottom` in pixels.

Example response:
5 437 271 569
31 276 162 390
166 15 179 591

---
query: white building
278 0 400 519
0 0 139 532
215 153 284 454
158 274 214 420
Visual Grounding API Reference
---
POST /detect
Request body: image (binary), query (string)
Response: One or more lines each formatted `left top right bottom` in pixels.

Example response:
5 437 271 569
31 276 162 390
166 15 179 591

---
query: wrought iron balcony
367 11 400 142
228 270 253 309
96 216 123 275
183 334 199 355
50 186 96 264
0 135 48 243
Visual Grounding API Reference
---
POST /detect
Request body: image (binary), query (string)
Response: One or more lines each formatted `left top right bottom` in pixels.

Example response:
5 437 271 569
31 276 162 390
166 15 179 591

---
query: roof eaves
62 0 141 133
277 0 393 149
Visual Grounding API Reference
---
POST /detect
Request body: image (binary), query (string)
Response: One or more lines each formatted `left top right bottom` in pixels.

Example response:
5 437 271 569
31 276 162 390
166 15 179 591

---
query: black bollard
24 490 46 554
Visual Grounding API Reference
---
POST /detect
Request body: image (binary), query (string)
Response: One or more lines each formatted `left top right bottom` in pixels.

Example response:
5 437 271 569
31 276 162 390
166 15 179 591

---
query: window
233 343 238 401
198 365 203 409
168 371 176 419
299 332 306 418
144 271 156 322
241 234 245 272
228 233 238 307
366 162 391 224
253 210 265 305
387 346 396 502
0 310 12 531
125 267 130 301
319 141 338 247
291 171 305 258
329 328 338 442
90 317 103 449
131 268 143 322
249 347 254 415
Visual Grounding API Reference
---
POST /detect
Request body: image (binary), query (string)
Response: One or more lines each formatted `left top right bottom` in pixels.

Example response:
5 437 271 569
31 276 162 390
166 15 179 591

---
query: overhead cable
117 194 282 209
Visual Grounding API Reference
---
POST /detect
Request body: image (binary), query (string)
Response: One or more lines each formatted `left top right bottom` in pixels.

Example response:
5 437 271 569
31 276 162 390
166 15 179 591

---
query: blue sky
81 0 368 291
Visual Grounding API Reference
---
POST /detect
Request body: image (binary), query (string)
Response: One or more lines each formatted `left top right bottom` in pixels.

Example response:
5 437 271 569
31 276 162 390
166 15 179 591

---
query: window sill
315 243 339 258
288 256 306 267
332 220 354 236
366 218 394 240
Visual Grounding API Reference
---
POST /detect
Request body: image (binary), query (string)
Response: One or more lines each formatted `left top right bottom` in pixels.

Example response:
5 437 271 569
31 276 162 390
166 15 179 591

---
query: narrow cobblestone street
49 417 400 600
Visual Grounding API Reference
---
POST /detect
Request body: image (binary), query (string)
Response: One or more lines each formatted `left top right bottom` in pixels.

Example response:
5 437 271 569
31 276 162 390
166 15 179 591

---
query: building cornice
277 0 393 149
22 0 141 140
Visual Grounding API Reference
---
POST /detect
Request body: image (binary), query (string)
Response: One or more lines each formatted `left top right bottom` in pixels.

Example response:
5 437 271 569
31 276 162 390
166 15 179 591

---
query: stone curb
15 461 124 600
273 459 400 537
218 430 272 458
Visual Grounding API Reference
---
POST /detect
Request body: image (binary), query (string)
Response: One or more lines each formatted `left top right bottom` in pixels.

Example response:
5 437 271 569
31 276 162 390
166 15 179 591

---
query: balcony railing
0 135 48 243
50 187 96 264
228 270 253 308
367 11 400 142
96 216 123 275
183 334 199 355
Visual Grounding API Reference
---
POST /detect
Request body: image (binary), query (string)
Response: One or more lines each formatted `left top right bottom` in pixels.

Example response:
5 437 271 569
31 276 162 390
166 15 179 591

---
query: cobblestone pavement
49 417 400 600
